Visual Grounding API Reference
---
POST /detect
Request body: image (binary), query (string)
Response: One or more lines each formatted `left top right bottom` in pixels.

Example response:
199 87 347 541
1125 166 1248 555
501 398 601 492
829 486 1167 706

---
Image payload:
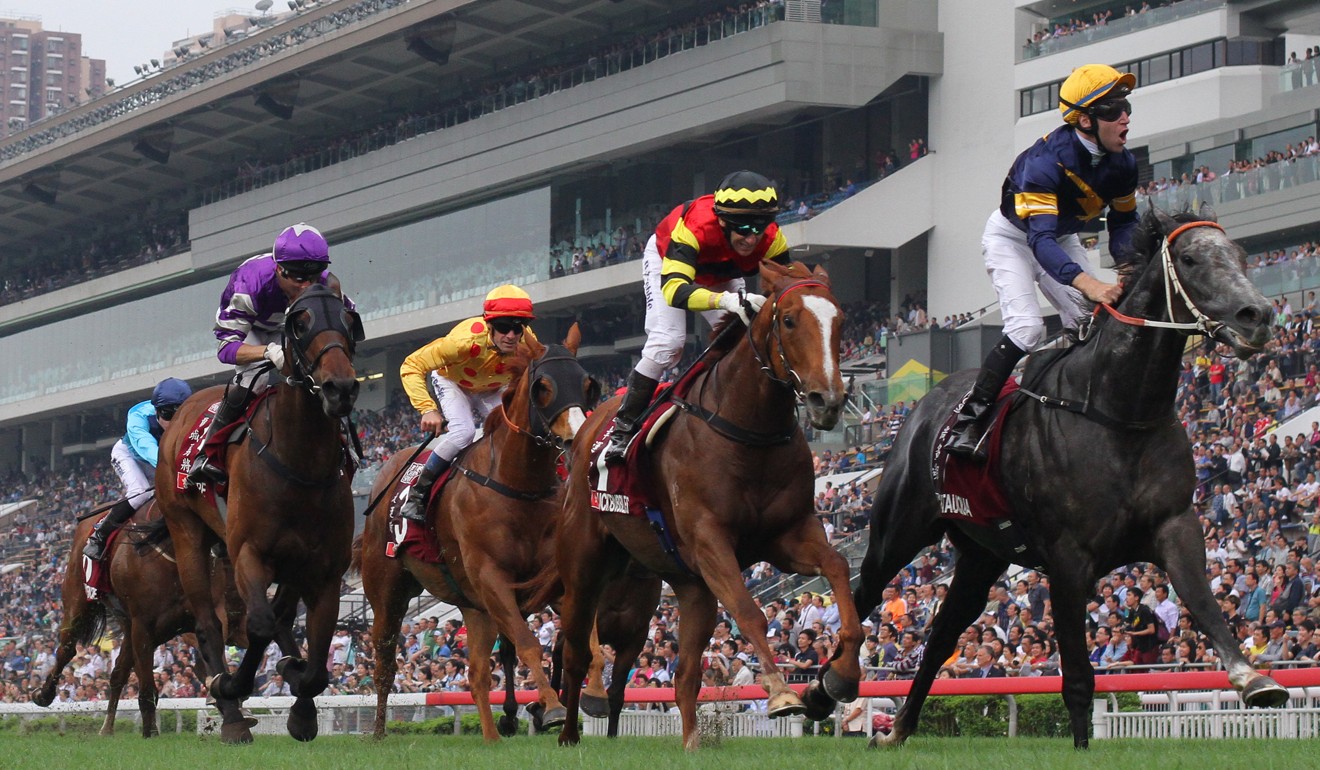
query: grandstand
2 0 1320 712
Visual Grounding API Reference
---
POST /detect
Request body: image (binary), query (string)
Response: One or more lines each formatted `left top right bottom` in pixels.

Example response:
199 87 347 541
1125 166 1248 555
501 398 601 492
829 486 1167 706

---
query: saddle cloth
172 391 276 499
383 450 455 562
82 514 129 601
931 380 1020 526
587 370 698 519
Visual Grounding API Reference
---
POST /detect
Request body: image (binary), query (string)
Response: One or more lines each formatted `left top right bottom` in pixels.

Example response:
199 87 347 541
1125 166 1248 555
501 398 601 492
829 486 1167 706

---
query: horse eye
782 313 796 329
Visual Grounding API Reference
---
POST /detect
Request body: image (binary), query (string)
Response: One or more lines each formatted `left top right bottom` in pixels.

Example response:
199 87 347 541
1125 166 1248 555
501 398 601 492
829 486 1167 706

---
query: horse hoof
287 699 319 742
580 693 609 719
30 689 54 708
539 706 567 729
1243 676 1289 708
497 713 519 737
99 727 113 737
766 691 806 718
801 680 837 722
822 667 859 703
526 702 545 730
869 731 902 749
220 721 254 744
557 731 581 747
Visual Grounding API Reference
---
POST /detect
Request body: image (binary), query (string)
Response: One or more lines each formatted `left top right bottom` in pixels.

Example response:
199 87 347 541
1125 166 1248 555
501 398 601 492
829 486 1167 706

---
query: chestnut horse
554 260 861 749
354 325 603 741
31 505 248 737
850 207 1287 749
155 284 363 743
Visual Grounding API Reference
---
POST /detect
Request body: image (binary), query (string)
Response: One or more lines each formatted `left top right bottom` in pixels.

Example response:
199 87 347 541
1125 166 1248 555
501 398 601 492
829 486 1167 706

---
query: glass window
1188 42 1215 73
12 35 27 51
1147 54 1171 84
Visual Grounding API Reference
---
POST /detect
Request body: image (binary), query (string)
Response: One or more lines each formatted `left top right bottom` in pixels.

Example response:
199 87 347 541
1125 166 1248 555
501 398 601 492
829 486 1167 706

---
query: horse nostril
1239 304 1269 328
805 392 826 412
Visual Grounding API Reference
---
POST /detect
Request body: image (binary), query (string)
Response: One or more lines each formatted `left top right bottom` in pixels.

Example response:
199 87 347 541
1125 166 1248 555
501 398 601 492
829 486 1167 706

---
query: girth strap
1015 386 1170 431
672 397 797 446
646 507 696 577
452 464 556 502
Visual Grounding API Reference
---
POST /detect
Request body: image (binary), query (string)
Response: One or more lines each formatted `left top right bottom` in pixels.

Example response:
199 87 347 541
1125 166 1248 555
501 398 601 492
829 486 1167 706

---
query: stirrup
188 457 226 485
602 429 633 462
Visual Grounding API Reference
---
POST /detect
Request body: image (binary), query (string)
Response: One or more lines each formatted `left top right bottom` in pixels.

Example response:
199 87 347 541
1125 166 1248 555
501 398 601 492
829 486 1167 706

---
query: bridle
1091 220 1228 341
747 279 832 399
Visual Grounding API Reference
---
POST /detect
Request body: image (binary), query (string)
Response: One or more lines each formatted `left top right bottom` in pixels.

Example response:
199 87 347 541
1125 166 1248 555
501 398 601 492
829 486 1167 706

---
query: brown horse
553 260 861 749
30 504 245 737
354 324 602 742
155 284 362 743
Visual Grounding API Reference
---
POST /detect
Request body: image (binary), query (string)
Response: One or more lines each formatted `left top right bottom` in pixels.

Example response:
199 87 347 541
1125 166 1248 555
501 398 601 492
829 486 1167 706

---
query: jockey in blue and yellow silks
948 64 1140 460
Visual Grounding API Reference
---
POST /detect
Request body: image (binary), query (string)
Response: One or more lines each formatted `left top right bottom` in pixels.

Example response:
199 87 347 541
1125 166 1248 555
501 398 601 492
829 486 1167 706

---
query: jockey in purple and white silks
187 223 352 485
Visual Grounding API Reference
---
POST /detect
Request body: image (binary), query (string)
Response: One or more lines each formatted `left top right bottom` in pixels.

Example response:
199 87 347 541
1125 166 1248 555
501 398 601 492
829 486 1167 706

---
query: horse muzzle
319 376 360 418
804 390 844 431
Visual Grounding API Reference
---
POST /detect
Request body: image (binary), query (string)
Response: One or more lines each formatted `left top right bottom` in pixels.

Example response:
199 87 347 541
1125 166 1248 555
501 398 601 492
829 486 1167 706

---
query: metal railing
1020 0 1226 61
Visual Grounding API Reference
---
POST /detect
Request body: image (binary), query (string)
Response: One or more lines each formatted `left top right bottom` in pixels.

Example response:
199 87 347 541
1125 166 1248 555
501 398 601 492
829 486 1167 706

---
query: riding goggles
489 319 526 335
724 218 774 236
280 263 324 283
156 406 178 421
1088 98 1132 122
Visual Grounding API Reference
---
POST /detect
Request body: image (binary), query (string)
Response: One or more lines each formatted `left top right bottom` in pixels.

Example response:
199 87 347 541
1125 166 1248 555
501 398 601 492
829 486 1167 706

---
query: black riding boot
187 384 252 485
400 454 452 524
946 336 1026 461
602 371 660 462
83 499 136 562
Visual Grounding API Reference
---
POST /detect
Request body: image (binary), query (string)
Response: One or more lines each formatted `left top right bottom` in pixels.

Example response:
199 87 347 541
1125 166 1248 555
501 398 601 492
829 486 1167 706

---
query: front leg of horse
672 583 719 750
31 615 82 707
580 624 610 719
1049 574 1100 748
471 573 566 731
128 620 164 737
1155 515 1288 707
461 612 504 742
285 580 339 742
220 545 278 702
777 527 864 714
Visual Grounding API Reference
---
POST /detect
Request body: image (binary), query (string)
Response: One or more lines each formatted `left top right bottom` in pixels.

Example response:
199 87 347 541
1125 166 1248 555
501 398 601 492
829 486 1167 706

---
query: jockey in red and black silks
600 170 791 463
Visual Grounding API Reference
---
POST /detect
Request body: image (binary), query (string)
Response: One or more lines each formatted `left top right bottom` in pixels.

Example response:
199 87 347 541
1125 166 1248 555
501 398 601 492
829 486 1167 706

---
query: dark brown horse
30 504 244 737
354 324 602 742
850 207 1287 749
155 284 362 743
553 260 861 749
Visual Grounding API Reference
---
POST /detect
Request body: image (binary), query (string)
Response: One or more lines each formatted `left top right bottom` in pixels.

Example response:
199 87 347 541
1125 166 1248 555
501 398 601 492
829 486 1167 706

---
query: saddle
173 391 276 500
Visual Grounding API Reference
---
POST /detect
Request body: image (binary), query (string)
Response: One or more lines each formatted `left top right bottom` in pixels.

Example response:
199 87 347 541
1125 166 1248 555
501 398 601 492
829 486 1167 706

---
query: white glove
264 342 286 371
717 291 766 327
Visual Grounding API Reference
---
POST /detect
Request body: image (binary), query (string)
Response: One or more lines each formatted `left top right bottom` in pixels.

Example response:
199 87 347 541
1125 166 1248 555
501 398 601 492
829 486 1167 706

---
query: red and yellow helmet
482 284 535 321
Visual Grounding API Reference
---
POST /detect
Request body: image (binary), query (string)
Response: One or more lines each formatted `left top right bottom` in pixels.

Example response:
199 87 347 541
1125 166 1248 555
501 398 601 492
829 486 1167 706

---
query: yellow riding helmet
482 284 535 321
1059 64 1136 125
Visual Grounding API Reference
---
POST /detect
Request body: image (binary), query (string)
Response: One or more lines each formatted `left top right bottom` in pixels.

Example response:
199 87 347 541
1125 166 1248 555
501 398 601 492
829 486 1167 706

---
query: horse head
505 323 601 445
754 261 847 430
283 283 364 418
1125 204 1271 358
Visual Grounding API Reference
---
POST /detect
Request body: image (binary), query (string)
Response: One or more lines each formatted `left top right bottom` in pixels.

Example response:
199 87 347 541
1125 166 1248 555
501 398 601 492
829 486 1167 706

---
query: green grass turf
1 732 1315 770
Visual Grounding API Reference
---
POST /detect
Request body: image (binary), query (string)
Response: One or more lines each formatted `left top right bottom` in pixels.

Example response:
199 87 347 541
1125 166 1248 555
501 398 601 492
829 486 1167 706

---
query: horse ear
563 322 581 355
759 259 790 291
523 332 546 359
811 263 831 285
1148 202 1179 236
1197 201 1218 223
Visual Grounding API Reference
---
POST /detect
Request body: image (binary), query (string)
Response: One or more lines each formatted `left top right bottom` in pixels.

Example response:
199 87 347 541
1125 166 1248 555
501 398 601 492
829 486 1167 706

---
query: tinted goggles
156 406 178 421
280 263 324 282
489 319 526 335
725 219 774 236
1089 98 1132 123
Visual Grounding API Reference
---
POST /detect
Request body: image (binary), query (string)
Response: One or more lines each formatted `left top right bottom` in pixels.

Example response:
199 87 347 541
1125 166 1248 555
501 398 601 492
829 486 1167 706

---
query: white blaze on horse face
801 295 840 384
565 406 588 438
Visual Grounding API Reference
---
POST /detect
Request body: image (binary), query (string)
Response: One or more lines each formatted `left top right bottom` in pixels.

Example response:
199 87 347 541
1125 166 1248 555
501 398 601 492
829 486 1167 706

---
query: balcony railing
1020 0 1226 61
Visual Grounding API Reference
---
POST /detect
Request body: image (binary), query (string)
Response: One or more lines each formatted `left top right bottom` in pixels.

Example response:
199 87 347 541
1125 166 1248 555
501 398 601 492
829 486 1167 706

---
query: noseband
282 287 361 394
1094 220 1228 340
748 279 831 398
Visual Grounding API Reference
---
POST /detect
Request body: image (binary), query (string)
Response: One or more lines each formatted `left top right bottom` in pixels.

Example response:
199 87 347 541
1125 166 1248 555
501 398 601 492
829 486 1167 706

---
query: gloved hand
264 342 286 371
718 291 766 327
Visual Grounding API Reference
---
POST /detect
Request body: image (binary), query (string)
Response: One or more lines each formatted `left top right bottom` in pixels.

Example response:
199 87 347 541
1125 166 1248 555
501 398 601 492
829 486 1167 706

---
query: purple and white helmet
273 223 330 264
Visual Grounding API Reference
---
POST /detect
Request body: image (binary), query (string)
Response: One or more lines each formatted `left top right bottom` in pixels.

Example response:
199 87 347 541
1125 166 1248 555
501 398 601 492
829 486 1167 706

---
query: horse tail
63 598 110 650
512 556 563 614
349 533 364 577
130 517 172 556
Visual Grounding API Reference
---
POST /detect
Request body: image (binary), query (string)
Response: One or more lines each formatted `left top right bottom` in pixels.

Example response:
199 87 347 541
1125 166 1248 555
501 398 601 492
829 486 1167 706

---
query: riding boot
602 371 660 463
187 384 252 485
946 336 1026 462
400 453 452 524
83 499 136 562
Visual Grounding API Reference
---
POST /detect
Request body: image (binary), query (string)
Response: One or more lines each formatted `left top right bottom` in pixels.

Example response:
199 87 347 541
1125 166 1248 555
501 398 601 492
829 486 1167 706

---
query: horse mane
485 345 536 434
1112 205 1209 304
707 315 745 351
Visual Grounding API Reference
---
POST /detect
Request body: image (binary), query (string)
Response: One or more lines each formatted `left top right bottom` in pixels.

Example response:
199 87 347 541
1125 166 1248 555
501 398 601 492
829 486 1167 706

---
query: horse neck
484 397 557 488
270 382 343 462
1076 273 1187 423
704 325 799 430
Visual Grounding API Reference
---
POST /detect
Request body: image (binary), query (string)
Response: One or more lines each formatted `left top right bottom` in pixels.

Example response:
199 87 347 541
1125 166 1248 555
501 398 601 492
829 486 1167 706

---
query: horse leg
223 543 276 702
100 636 134 736
468 568 566 729
554 547 614 747
686 530 802 719
364 553 415 740
852 481 943 620
1049 570 1101 748
603 615 649 738
462 610 503 742
874 547 1006 748
31 577 89 706
130 618 162 738
580 624 610 719
1155 513 1287 706
772 517 864 712
671 582 718 750
284 578 338 741
496 634 520 737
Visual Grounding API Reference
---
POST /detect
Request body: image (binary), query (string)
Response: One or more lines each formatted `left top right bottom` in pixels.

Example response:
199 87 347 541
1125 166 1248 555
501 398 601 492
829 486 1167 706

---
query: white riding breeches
982 209 1098 352
110 439 154 510
423 373 504 462
638 233 743 380
234 327 282 392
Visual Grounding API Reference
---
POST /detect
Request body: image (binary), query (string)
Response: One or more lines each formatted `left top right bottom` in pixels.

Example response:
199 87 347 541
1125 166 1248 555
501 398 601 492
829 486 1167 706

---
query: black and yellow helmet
713 170 779 228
